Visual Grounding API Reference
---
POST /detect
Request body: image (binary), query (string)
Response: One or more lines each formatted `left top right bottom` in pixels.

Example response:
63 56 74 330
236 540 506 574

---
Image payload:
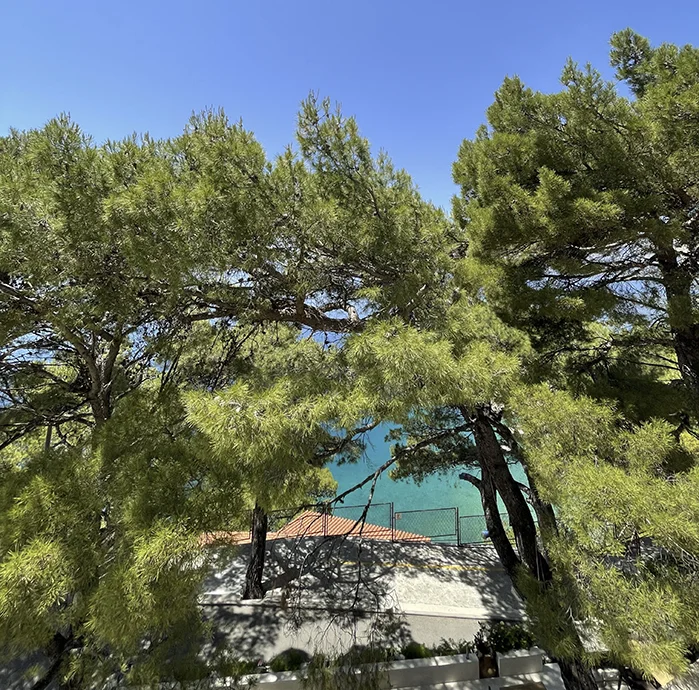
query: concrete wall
496 646 545 677
238 652 480 689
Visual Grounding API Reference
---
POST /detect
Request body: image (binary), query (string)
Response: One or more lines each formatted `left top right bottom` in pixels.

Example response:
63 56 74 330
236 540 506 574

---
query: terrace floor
200 538 526 661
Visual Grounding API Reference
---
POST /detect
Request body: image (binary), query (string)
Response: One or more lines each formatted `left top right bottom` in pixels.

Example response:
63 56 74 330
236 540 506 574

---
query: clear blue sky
2 1 697 210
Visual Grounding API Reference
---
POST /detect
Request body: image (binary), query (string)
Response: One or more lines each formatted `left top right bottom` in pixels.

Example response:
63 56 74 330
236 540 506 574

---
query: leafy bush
210 651 262 679
338 644 391 666
431 637 474 656
270 648 311 672
237 659 262 675
474 621 535 656
401 641 433 659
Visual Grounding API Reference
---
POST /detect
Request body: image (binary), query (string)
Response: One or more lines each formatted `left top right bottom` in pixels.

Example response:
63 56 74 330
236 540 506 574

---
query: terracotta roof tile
201 510 430 546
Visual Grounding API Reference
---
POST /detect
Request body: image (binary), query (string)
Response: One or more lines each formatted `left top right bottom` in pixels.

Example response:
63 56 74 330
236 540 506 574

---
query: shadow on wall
1 538 524 687
201 536 524 660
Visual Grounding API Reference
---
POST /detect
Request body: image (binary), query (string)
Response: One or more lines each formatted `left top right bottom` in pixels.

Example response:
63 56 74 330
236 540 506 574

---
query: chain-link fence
251 505 523 546
332 502 393 531
458 513 516 544
393 507 458 543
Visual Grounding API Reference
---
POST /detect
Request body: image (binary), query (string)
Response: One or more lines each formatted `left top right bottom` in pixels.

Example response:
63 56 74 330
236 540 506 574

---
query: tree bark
516 480 558 539
471 407 550 580
479 464 521 577
670 321 699 390
558 657 601 690
242 502 268 600
488 416 559 540
467 410 599 690
656 245 699 391
31 632 68 690
471 467 597 690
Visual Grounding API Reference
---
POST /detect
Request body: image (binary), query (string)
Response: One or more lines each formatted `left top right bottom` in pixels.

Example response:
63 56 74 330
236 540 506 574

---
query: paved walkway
200 538 525 659
203 538 525 621
202 604 483 660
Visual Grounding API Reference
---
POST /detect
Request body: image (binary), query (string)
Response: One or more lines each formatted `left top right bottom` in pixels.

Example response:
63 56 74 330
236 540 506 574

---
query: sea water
327 425 526 537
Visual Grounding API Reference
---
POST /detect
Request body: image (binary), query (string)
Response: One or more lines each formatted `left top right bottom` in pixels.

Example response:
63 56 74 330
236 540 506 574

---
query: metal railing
394 507 458 543
257 503 516 546
333 502 393 532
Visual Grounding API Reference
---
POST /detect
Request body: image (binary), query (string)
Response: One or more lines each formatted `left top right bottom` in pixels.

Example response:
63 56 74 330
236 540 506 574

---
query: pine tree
0 99 453 686
450 31 699 685
452 30 699 394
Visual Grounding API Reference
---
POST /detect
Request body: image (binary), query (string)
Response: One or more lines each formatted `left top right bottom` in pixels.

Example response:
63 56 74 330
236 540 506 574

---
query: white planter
496 646 545 677
235 652 480 689
238 671 302 689
388 653 479 686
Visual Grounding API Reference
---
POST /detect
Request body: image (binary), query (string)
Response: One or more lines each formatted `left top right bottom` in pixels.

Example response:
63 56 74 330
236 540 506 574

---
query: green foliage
452 33 699 680
301 651 387 690
184 377 339 514
454 30 699 396
401 641 434 659
431 638 475 656
269 648 311 672
338 645 393 666
609 29 655 96
474 620 535 656
512 384 699 677
0 95 453 686
3 32 699 688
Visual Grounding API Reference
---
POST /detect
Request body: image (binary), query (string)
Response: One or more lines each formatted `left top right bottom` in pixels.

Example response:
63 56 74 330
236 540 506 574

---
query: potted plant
473 624 497 678
431 638 474 657
487 620 534 655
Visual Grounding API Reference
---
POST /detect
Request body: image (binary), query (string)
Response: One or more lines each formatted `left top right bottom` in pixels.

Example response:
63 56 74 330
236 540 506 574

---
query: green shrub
235 659 262 675
270 648 311 672
302 651 388 690
474 621 535 655
338 644 391 666
402 641 433 659
212 653 261 678
431 638 474 656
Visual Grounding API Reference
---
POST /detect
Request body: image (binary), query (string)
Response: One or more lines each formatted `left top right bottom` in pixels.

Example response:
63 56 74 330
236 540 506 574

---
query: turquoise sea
327 426 526 521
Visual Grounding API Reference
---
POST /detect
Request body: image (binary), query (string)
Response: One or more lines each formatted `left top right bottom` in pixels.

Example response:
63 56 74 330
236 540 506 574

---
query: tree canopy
0 96 452 687
2 30 699 690
453 29 699 394
449 29 699 684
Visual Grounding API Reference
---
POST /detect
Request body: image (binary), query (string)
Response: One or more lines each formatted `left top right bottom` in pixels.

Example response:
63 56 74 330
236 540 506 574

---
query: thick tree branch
459 471 482 488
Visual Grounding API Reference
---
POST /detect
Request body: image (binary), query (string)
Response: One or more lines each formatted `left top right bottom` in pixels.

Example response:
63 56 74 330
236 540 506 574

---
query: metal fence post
390 502 395 542
456 507 460 546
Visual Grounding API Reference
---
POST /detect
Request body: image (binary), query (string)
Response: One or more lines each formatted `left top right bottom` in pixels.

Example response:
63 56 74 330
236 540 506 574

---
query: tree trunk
242 502 268 600
670 322 699 391
558 657 601 690
479 464 521 577
474 469 598 690
527 478 558 538
468 412 599 690
490 416 559 541
657 246 699 391
32 660 62 690
32 632 68 690
516 476 558 542
472 408 550 580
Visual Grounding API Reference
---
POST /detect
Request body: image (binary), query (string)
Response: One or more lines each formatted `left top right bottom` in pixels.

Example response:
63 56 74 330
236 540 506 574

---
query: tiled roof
201 510 430 545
